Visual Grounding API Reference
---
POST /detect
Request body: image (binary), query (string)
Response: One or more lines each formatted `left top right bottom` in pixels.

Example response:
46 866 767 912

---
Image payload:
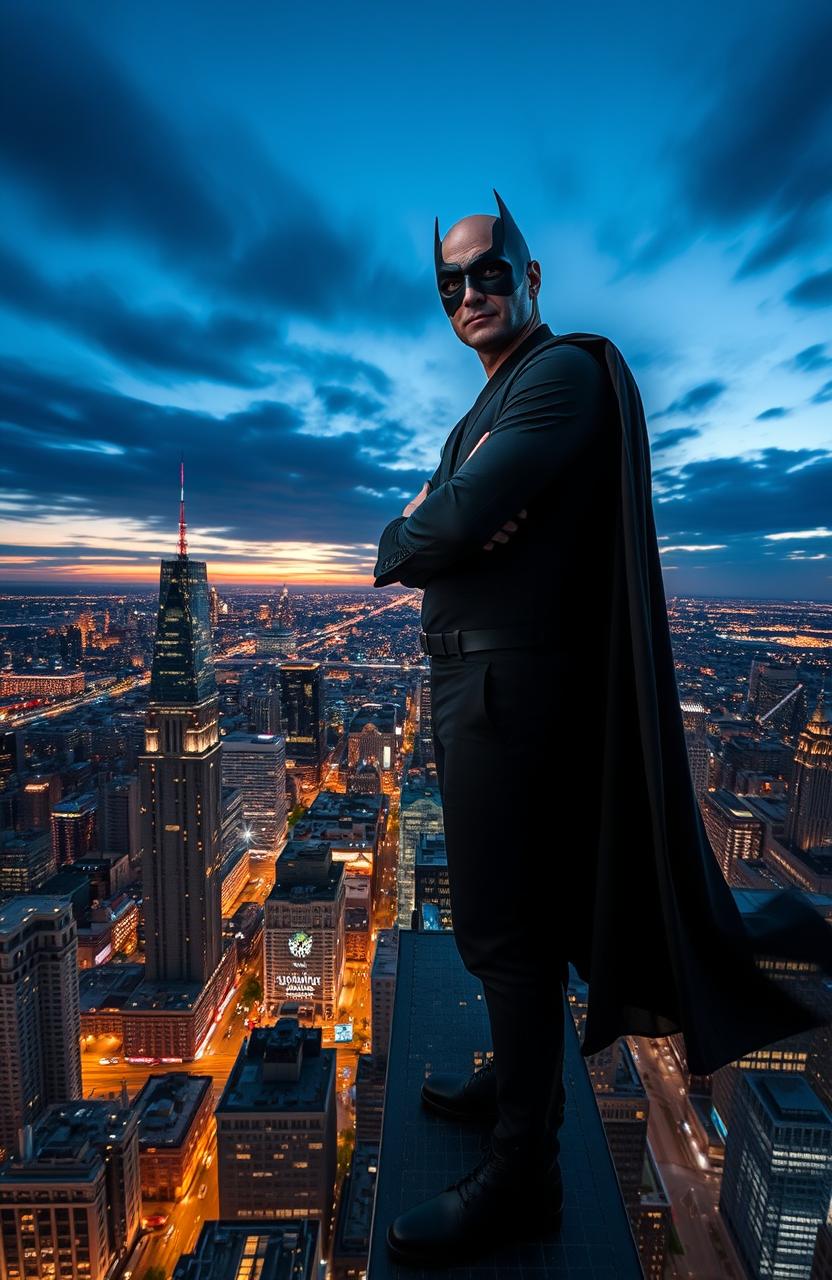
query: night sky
1 0 830 596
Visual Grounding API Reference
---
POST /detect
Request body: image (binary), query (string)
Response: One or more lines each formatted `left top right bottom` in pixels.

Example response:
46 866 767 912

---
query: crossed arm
372 342 608 589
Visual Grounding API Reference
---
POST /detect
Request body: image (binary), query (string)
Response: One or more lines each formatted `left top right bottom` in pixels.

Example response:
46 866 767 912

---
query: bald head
439 214 498 268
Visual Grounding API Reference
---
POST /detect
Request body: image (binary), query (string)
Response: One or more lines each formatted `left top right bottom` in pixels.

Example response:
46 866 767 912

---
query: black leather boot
385 1134 564 1267
422 1057 566 1128
421 1057 498 1121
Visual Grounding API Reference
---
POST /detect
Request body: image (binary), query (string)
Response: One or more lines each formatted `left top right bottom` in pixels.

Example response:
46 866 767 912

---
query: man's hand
400 430 526 550
483 508 527 550
402 482 430 519
464 432 527 551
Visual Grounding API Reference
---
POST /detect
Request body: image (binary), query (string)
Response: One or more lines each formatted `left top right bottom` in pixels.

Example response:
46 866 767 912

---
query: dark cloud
0 8 434 343
810 380 832 405
650 426 703 453
785 269 832 309
222 215 435 330
653 379 727 418
755 407 791 420
739 206 828 278
277 345 394 397
783 343 832 373
316 385 385 418
0 544 146 562
652 447 832 541
0 357 429 548
610 12 832 279
0 9 230 263
0 244 277 387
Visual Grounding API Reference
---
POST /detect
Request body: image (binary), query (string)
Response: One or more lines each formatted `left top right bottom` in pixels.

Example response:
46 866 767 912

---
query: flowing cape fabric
539 331 832 1076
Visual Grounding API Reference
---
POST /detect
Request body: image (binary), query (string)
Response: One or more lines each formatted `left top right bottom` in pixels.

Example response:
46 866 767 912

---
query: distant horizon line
0 581 829 607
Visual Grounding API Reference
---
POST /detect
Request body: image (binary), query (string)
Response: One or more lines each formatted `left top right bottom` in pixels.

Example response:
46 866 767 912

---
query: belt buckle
442 629 462 657
418 630 429 655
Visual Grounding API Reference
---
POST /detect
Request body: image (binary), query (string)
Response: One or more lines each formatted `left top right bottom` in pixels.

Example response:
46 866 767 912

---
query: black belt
418 624 550 657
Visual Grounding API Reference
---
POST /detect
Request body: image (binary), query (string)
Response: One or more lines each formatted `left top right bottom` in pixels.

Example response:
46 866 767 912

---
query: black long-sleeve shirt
372 330 618 645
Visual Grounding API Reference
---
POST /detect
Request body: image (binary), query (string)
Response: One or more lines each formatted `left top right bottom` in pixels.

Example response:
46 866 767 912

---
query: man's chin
460 320 507 351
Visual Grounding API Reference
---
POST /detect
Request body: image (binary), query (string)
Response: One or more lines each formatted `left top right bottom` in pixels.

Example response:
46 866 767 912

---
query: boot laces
448 1148 496 1209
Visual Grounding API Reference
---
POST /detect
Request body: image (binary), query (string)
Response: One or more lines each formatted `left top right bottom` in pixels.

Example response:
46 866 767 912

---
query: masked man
373 190 832 1269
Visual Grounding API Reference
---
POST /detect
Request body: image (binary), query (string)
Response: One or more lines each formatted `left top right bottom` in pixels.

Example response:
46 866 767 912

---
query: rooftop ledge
367 929 643 1277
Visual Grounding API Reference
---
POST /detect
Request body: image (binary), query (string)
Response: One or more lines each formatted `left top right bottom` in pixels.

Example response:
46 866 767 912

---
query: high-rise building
786 691 832 853
346 704 399 787
370 927 399 1067
720 1073 832 1278
59 623 84 667
89 472 237 1063
264 841 345 1021
680 699 710 798
215 1019 337 1247
0 896 82 1161
279 663 327 781
50 791 97 866
748 658 807 738
255 628 296 658
133 1072 214 1200
19 773 61 832
0 730 17 790
138 507 223 986
98 773 140 861
254 586 298 659
414 831 451 929
208 583 220 627
397 771 443 927
417 669 433 755
274 584 296 633
220 785 245 859
0 1099 141 1280
701 789 763 880
250 688 283 735
719 734 792 794
220 732 287 855
0 828 55 894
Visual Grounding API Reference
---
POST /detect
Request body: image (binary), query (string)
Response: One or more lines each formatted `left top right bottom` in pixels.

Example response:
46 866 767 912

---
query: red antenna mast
178 456 188 557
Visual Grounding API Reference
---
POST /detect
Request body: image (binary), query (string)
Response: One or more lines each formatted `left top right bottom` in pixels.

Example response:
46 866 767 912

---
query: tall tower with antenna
178 455 187 557
785 687 832 852
138 460 223 986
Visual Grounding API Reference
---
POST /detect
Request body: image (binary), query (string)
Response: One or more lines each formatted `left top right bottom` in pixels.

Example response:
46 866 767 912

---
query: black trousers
429 644 577 1160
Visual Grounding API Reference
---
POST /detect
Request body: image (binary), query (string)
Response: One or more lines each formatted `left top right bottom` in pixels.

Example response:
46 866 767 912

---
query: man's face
436 214 538 353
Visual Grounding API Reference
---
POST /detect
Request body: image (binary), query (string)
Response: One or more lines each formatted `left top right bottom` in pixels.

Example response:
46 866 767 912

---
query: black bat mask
434 188 531 318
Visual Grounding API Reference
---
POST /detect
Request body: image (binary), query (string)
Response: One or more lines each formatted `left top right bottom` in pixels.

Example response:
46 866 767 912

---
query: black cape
542 331 832 1075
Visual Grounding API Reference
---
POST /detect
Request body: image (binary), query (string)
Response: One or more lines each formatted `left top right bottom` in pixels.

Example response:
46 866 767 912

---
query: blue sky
1 0 830 596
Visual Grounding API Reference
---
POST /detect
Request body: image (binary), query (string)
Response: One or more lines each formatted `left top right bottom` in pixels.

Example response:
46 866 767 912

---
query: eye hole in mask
438 259 510 299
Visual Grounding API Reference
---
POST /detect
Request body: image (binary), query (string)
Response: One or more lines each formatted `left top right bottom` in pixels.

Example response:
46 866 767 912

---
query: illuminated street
82 862 376 1278
629 1038 747 1280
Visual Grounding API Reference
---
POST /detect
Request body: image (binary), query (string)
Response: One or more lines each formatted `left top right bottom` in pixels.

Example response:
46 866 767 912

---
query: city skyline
1 1 831 597
0 541 830 1273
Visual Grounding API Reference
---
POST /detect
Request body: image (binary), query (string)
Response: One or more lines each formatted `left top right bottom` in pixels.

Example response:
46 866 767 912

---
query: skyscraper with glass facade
139 550 223 986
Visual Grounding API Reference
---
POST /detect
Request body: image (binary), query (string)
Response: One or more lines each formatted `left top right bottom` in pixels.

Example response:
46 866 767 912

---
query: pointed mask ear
492 188 529 262
434 216 444 271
